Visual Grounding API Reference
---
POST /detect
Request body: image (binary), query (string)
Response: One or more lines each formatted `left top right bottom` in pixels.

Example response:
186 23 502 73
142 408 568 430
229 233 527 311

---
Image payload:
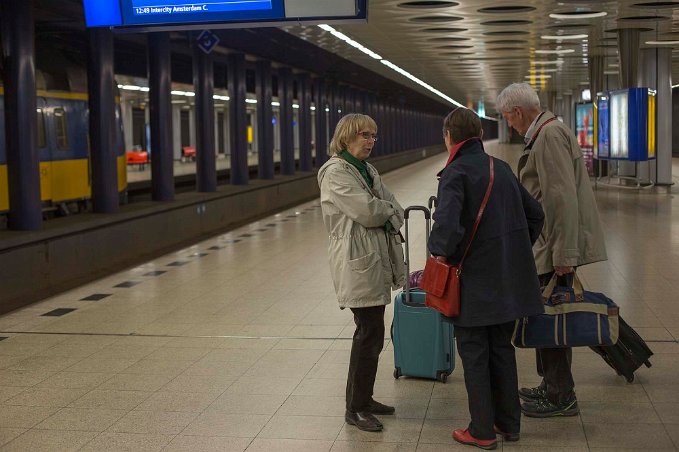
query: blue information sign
83 0 367 30
121 0 284 26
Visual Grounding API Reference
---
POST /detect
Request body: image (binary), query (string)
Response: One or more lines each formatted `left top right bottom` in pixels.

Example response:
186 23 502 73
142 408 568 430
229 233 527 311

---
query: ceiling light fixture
645 40 679 45
549 12 608 19
525 75 552 79
532 60 565 65
318 24 382 59
541 34 589 40
534 49 575 54
318 24 497 121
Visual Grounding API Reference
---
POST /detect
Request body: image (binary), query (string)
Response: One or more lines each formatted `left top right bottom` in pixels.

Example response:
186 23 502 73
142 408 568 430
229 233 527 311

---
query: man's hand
554 266 574 276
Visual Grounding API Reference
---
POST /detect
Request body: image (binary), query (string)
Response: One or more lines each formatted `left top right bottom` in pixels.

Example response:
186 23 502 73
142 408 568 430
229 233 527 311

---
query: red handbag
422 156 495 317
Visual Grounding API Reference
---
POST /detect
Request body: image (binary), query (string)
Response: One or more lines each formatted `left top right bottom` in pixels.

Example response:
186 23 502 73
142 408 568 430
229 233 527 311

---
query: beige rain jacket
318 157 406 309
518 111 608 275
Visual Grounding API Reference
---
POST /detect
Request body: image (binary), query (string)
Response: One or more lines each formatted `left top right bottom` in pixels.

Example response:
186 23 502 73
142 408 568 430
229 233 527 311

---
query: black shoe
493 425 520 442
518 385 546 402
345 410 383 432
521 398 579 418
367 399 395 415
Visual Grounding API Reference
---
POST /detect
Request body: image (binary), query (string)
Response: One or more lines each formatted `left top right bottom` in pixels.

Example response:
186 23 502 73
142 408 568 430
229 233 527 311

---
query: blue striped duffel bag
512 274 620 348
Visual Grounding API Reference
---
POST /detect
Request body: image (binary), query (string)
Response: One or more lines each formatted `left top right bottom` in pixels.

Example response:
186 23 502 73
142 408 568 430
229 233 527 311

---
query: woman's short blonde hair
328 113 377 156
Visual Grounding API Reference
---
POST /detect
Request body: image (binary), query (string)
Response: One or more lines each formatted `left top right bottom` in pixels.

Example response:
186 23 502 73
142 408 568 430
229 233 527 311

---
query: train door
272 103 280 163
246 109 255 159
293 105 300 161
36 97 52 203
216 110 226 155
131 107 147 151
0 100 7 212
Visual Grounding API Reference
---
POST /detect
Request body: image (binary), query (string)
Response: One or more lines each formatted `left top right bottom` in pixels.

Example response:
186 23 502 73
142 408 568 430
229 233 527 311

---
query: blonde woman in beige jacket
318 114 406 433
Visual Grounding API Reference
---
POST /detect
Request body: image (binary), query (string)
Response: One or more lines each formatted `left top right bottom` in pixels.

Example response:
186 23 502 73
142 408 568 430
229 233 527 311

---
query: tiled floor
1 140 678 451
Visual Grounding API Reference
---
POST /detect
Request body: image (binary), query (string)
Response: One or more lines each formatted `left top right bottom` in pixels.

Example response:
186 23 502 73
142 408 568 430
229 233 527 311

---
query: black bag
590 316 653 383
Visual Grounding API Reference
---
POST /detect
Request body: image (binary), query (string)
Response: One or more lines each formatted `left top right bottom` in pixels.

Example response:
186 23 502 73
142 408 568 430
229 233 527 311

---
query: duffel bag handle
542 272 585 301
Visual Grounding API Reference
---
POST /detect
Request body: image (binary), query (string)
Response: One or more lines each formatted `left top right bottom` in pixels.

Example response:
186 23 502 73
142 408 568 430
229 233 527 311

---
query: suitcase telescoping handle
428 196 437 211
403 206 431 304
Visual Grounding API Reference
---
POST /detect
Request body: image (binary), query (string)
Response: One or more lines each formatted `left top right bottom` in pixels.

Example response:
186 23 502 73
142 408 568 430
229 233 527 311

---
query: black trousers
456 321 520 440
536 272 575 405
346 305 385 412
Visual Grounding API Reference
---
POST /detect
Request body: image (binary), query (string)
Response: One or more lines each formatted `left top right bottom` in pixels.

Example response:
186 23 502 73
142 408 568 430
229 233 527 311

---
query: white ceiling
284 0 679 115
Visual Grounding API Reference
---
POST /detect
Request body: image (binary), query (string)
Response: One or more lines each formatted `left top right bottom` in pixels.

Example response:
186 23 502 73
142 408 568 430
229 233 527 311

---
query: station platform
1 141 678 451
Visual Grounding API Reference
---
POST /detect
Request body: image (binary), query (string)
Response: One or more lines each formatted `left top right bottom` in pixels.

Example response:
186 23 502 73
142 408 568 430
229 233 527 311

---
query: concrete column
255 60 274 179
1 0 41 229
639 47 673 186
618 29 642 176
193 35 217 191
589 55 607 177
313 78 328 166
278 67 295 175
618 29 640 89
297 74 313 172
148 32 174 201
88 28 119 213
227 53 248 185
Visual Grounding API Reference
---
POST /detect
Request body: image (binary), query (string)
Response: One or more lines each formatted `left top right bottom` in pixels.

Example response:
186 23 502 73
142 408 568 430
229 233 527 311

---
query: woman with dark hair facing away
428 108 545 450
318 114 406 433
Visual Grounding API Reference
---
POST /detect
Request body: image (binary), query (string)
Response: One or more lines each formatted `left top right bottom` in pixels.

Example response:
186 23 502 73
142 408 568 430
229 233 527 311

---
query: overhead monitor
83 0 368 31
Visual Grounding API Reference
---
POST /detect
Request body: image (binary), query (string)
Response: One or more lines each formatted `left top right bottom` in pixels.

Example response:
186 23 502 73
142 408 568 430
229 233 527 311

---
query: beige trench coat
318 157 406 309
518 111 608 274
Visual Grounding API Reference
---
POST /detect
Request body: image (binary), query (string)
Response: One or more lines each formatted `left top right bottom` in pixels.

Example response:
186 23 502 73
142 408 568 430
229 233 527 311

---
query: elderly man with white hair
496 82 607 418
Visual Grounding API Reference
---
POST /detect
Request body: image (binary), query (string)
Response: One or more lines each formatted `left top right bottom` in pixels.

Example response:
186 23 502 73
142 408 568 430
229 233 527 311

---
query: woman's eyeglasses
358 131 378 142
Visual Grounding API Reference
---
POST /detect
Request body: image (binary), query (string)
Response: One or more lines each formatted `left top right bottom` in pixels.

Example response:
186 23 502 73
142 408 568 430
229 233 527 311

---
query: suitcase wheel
437 371 448 383
625 374 634 383
644 360 652 368
394 368 401 379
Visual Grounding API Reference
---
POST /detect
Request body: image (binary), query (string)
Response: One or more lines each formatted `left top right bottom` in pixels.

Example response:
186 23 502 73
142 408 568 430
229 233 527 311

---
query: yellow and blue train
0 88 127 214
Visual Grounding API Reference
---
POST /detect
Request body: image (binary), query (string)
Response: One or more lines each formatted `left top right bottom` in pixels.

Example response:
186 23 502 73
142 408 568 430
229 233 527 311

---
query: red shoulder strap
458 156 494 271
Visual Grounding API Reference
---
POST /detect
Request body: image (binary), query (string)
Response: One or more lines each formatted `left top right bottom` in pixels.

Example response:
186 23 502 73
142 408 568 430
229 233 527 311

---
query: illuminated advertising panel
83 0 367 30
597 96 609 159
648 90 656 159
575 103 594 176
609 90 629 159
599 88 656 161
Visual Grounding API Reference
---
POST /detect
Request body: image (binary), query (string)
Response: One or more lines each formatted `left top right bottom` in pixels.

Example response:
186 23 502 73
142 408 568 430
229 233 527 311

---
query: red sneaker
452 428 498 450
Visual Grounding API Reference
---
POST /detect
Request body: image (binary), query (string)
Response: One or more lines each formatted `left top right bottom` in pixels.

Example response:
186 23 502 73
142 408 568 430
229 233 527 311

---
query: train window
37 109 46 148
54 108 69 150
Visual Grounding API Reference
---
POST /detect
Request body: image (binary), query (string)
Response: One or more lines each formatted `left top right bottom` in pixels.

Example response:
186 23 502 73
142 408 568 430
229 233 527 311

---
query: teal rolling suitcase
391 206 455 383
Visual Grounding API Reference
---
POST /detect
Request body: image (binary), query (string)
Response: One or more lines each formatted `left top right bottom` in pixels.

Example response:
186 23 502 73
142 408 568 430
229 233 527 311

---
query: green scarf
339 150 373 188
339 150 395 233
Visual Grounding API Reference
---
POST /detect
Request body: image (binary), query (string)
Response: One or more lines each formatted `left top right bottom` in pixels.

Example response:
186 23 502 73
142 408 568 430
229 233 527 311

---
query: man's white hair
496 83 541 113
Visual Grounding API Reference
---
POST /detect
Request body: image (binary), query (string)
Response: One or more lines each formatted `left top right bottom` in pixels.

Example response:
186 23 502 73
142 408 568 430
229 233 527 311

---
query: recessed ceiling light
397 1 459 8
645 40 679 45
549 12 607 19
409 15 463 22
534 49 576 54
542 34 589 40
604 70 618 74
480 19 532 26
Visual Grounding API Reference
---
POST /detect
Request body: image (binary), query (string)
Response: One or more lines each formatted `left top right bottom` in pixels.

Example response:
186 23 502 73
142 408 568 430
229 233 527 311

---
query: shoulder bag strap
524 117 558 151
458 156 495 272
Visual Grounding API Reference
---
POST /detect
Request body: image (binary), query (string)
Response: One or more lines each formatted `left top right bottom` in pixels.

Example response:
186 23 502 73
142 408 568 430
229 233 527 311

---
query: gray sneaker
518 385 546 402
521 398 579 418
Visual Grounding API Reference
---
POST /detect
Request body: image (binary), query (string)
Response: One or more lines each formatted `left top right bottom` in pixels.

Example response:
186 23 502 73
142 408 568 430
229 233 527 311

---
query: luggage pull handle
403 206 431 304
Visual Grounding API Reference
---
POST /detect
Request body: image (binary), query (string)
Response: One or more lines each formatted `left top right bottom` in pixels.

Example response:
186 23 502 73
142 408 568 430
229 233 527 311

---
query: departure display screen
121 0 284 26
83 0 367 29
